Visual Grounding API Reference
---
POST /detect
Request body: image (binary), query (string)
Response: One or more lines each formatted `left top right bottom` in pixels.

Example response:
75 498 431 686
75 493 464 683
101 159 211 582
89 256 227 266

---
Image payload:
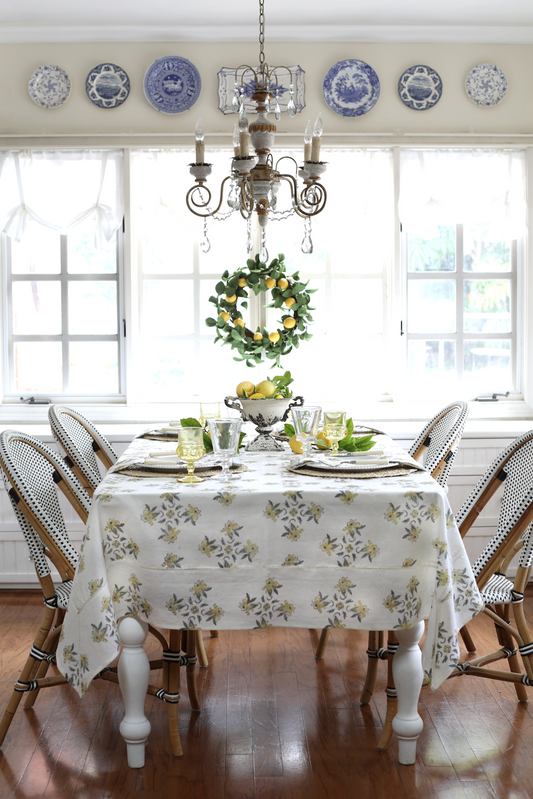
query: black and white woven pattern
0 431 92 577
481 573 517 605
49 405 117 492
455 431 533 578
409 401 469 487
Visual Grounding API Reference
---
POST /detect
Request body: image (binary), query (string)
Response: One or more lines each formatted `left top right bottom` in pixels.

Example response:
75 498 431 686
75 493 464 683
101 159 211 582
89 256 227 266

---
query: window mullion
456 224 464 385
61 235 69 394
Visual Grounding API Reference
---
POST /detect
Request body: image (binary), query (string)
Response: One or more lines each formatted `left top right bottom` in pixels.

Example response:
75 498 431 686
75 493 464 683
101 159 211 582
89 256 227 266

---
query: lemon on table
316 430 332 448
234 318 245 327
285 297 296 308
236 381 255 397
219 311 230 322
250 392 265 399
226 294 237 303
283 318 296 329
278 278 289 289
269 332 280 343
289 435 303 454
265 277 276 289
255 380 276 397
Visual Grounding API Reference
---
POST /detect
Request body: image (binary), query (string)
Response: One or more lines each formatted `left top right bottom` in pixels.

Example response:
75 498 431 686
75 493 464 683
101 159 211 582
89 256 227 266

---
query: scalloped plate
398 65 442 111
86 63 130 109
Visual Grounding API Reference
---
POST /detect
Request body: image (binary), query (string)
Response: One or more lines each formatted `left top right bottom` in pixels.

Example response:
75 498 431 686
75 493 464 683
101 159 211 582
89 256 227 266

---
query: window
3 221 124 397
0 149 124 401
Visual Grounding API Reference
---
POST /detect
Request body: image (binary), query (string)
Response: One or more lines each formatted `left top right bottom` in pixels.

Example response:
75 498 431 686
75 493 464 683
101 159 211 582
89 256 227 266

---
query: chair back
455 429 533 587
409 400 469 486
48 405 117 495
0 430 91 586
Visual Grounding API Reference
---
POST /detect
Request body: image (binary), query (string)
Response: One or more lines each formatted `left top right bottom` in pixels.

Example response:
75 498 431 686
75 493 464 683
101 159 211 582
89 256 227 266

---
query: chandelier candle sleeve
233 123 241 156
310 113 323 162
304 120 312 162
195 118 205 163
238 108 250 158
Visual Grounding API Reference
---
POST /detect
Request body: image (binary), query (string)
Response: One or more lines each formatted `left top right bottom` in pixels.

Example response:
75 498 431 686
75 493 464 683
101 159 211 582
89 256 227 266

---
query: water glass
291 406 321 457
199 402 221 427
208 418 243 481
176 427 206 483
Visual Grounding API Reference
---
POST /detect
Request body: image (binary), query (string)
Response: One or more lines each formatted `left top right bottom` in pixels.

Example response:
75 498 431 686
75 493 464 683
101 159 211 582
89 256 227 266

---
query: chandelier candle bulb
195 118 205 163
304 119 312 162
233 123 241 156
310 113 323 162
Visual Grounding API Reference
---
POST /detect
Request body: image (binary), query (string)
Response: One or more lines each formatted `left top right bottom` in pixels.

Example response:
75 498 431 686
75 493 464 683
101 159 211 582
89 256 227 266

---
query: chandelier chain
258 0 265 67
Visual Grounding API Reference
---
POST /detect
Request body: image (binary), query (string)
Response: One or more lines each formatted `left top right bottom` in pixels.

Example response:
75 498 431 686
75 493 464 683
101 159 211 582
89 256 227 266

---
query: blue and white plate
323 59 380 117
465 64 507 107
86 63 130 109
398 65 442 111
143 56 201 114
28 65 71 109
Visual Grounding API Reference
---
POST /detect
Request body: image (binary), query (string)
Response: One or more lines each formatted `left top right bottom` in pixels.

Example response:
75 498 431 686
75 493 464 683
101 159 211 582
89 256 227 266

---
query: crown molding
1 23 533 44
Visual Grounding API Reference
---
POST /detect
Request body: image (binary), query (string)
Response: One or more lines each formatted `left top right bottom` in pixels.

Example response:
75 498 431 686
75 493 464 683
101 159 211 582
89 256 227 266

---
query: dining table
56 428 483 769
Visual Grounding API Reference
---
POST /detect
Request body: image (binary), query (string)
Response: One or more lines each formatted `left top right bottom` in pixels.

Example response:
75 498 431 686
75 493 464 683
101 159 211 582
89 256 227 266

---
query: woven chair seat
480 573 517 606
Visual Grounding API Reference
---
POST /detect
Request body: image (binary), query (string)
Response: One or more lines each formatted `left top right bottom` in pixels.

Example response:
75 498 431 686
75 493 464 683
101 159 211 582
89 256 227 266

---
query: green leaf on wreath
205 317 217 327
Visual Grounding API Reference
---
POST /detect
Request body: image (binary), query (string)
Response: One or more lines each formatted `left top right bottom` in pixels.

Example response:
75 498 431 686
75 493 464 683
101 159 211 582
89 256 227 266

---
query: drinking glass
323 411 347 456
323 423 347 456
176 427 206 483
291 406 321 458
199 402 221 427
208 418 242 481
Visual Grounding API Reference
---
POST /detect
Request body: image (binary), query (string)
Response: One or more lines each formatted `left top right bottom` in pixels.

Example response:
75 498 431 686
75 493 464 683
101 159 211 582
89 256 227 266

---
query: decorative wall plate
28 65 71 109
465 64 507 107
322 59 380 117
143 56 201 114
398 65 442 110
86 63 130 109
217 65 305 115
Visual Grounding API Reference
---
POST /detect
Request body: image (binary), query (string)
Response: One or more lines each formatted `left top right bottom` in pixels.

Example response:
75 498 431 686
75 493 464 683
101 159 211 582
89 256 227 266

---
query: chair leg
459 623 476 654
0 605 56 747
24 624 63 709
315 628 330 659
185 631 201 712
196 629 208 669
209 630 219 638
166 629 183 757
377 632 398 751
361 630 385 705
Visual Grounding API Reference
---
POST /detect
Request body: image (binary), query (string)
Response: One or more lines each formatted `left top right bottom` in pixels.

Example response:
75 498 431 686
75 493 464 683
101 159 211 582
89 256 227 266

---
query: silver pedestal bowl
224 395 304 451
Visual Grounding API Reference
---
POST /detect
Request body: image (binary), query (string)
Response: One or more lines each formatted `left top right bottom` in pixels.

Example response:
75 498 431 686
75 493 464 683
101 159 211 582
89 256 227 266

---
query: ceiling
2 0 533 44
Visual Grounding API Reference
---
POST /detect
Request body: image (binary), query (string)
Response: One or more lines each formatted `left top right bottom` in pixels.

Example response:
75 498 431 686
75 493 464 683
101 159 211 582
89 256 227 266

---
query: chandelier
186 0 327 261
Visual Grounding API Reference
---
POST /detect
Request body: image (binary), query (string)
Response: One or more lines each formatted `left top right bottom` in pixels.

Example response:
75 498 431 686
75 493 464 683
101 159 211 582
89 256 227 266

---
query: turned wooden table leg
118 616 151 768
393 622 425 765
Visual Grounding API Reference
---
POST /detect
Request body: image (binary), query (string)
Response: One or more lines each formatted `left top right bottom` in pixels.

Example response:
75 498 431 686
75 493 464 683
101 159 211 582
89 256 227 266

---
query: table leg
118 616 151 768
392 621 424 765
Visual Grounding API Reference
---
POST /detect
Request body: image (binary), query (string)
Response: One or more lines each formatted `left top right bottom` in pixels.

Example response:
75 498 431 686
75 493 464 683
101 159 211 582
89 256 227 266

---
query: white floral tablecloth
57 435 482 697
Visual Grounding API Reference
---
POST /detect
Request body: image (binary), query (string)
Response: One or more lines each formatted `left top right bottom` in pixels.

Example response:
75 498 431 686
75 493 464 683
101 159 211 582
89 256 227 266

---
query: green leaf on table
284 423 295 437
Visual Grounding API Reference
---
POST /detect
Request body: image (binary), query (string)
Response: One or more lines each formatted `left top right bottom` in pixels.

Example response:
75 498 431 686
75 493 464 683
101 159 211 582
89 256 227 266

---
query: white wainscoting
0 432 523 588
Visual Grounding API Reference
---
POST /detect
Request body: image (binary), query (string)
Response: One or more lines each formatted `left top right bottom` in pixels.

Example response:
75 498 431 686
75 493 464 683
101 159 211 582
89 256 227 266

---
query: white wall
1 42 533 140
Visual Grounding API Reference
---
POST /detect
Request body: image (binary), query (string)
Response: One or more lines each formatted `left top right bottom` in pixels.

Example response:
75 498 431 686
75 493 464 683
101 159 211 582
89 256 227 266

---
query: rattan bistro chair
0 430 200 757
314 400 469 747
48 404 118 496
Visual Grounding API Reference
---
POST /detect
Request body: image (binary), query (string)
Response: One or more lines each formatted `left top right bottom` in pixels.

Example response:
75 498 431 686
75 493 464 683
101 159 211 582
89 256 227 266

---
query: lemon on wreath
269 331 280 343
283 318 296 329
238 277 247 287
265 277 276 289
285 297 296 308
226 294 237 303
219 311 230 322
253 331 263 341
277 278 289 289
234 318 245 328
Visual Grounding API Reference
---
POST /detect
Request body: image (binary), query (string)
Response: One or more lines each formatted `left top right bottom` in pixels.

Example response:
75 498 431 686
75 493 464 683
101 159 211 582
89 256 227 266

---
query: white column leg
392 621 425 765
118 616 151 768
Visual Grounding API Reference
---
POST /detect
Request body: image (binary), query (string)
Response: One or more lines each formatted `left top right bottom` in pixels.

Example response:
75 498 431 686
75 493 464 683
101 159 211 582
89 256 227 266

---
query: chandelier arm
239 180 254 215
293 184 328 218
185 175 235 219
277 172 298 202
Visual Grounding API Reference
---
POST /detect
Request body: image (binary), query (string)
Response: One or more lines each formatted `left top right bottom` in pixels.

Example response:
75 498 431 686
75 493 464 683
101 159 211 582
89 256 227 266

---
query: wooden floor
2 592 533 799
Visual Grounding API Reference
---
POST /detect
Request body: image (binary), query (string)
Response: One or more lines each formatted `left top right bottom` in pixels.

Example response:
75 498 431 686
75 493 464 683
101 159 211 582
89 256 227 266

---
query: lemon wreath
205 253 316 368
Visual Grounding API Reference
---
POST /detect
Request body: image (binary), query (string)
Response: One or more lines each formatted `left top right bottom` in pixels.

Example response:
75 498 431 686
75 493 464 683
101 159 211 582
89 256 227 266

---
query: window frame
2 224 126 403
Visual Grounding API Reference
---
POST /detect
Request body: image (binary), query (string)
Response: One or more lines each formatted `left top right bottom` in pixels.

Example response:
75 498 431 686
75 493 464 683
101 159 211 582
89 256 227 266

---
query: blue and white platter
323 59 380 117
86 63 130 109
28 65 71 109
143 56 201 114
465 64 507 107
398 65 442 111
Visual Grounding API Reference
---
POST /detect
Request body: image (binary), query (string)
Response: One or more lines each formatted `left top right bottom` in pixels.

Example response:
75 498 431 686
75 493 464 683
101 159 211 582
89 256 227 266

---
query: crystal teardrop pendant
227 181 240 210
232 82 241 111
301 217 313 255
287 83 296 117
259 230 269 264
274 101 281 121
267 187 277 210
246 217 253 254
200 220 211 253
